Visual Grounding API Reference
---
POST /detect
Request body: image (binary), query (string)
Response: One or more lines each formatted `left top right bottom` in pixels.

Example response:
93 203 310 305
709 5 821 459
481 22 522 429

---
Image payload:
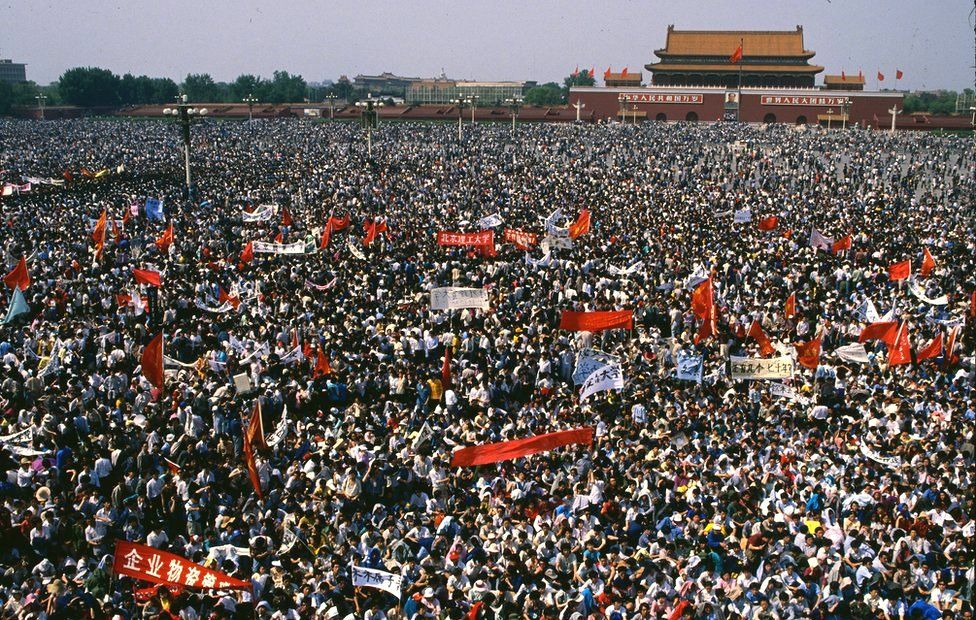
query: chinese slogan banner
352 566 404 599
436 230 494 248
503 228 539 250
430 287 490 311
729 355 795 380
113 540 251 591
559 310 633 332
580 362 624 401
251 241 307 255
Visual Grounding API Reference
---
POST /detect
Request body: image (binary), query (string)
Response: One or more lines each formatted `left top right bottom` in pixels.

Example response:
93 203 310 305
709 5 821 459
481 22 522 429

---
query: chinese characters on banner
251 241 307 255
351 565 404 598
729 355 795 380
430 287 490 311
503 228 539 250
112 540 251 591
436 230 494 247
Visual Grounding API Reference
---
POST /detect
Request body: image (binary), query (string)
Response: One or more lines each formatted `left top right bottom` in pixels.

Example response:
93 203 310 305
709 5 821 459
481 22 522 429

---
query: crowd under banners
451 427 594 467
113 540 251 591
352 566 404 599
729 355 795 380
252 241 306 255
430 287 490 312
573 349 621 385
580 362 624 401
675 350 704 383
476 212 504 229
559 310 633 332
733 208 753 223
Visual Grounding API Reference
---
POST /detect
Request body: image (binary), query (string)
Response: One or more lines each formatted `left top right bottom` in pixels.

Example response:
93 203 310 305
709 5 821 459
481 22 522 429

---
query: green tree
58 67 121 107
231 74 265 102
523 82 564 106
0 82 12 115
182 73 221 103
150 78 179 104
268 70 307 103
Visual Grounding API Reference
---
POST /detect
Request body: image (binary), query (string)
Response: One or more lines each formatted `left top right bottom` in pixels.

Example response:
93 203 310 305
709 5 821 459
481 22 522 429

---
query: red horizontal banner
451 427 594 467
760 95 850 107
619 93 703 105
559 310 633 332
503 228 539 250
437 230 494 247
113 540 251 591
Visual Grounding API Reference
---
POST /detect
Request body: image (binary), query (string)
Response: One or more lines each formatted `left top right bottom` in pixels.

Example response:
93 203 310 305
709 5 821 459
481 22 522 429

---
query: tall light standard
325 94 338 120
243 94 258 122
573 100 586 122
355 95 383 158
888 106 902 134
469 95 479 124
35 94 47 120
163 94 209 196
826 108 833 131
505 97 522 134
841 98 851 130
617 94 628 124
453 97 471 141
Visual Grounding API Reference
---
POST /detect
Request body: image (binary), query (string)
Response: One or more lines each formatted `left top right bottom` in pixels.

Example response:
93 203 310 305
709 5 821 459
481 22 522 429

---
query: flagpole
737 38 743 122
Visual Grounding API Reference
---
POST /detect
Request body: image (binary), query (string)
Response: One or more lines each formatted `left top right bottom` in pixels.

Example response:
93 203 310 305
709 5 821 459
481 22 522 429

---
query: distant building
0 59 27 83
353 72 420 96
406 80 526 106
822 74 864 91
604 72 643 88
645 26 823 88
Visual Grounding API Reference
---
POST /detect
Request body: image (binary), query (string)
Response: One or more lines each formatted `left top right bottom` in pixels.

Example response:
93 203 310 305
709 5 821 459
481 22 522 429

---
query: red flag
604 67 611 79
155 224 174 252
329 213 350 231
621 67 628 77
887 322 911 366
832 235 852 254
218 286 241 310
971 290 976 318
503 228 539 250
915 332 942 363
437 230 494 248
858 69 863 80
246 399 267 451
944 326 960 369
572 66 579 77
558 310 633 332
240 241 254 265
695 301 717 344
888 259 911 281
91 209 108 242
568 209 591 239
163 458 181 474
729 44 743 64
319 221 333 251
441 345 452 388
920 248 936 277
132 268 162 288
859 321 898 345
273 231 284 244
242 429 263 500
589 67 595 78
112 540 251 591
141 332 164 390
691 278 713 320
784 293 797 321
313 348 332 378
794 335 822 370
757 216 778 231
3 257 30 291
281 206 293 228
896 69 903 80
363 219 379 247
877 71 885 82
747 320 775 357
841 71 846 81
451 428 594 468
112 218 122 244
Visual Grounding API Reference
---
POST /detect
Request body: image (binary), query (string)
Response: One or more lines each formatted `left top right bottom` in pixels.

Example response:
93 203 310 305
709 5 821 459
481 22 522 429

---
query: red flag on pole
729 44 743 64
572 66 579 77
451 428 594 468
859 321 899 345
691 278 713 320
240 241 254 265
747 320 775 357
794 335 822 370
944 326 960 369
281 206 293 228
887 322 911 366
589 67 595 78
3 257 30 291
363 219 379 247
757 216 778 231
841 71 846 81
784 293 797 321
319 221 333 251
832 235 852 254
218 286 240 310
888 259 911 281
92 209 108 259
155 224 174 252
877 71 885 82
920 248 936 277
896 69 903 80
568 209 591 239
242 427 263 500
313 348 332 378
132 268 162 288
915 332 942 363
328 213 350 231
621 67 628 77
246 399 267 451
604 67 611 79
441 344 452 389
141 332 164 390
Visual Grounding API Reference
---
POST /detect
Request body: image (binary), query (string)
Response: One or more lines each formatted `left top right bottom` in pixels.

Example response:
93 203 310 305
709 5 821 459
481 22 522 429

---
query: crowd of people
0 116 973 619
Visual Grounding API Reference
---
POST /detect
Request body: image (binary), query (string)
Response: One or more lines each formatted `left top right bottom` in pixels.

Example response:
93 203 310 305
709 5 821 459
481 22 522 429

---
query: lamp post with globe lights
243 94 258 122
163 95 208 196
355 95 383 158
505 97 522 134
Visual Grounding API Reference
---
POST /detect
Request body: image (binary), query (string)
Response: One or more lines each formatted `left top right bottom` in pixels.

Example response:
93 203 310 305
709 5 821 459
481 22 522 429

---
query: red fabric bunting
451 427 594 468
558 310 633 332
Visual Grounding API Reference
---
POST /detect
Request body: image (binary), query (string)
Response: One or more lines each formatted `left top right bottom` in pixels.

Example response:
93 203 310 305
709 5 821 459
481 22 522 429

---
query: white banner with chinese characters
430 287 489 311
580 362 625 401
352 565 404 598
729 355 795 381
113 540 251 591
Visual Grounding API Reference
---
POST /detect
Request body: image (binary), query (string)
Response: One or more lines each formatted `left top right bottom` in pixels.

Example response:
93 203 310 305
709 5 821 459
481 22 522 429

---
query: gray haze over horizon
4 0 974 92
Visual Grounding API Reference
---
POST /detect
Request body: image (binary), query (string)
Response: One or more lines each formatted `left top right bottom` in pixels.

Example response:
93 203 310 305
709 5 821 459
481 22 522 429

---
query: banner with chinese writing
729 355 795 380
242 204 276 222
559 310 633 332
352 566 404 598
430 287 489 311
476 213 504 229
573 349 621 385
112 540 251 591
579 362 624 401
436 231 494 247
503 228 539 250
674 351 703 383
252 241 307 255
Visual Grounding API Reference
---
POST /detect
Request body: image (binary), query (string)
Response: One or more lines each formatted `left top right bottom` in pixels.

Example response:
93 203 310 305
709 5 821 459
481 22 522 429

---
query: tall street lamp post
163 94 209 196
243 94 259 122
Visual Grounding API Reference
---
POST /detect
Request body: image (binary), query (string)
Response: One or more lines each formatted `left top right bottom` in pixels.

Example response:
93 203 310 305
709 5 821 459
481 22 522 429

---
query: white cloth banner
607 261 643 276
0 427 32 444
854 299 881 323
833 342 871 365
194 300 234 314
163 355 198 369
684 265 710 290
348 239 367 260
352 566 404 599
36 339 64 379
541 235 573 252
860 444 902 469
573 349 621 385
543 207 565 235
430 287 489 311
675 351 704 383
580 363 625 401
266 405 289 448
808 227 834 252
733 208 752 223
252 241 306 255
769 382 809 404
239 342 271 364
908 280 948 306
242 204 277 222
729 355 795 380
524 253 553 269
476 213 504 229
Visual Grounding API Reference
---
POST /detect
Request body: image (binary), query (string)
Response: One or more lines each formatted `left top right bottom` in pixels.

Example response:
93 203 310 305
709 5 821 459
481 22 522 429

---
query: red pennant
887 322 911 366
691 278 713 320
757 216 778 231
729 44 743 64
141 333 164 390
451 428 594 468
246 400 267 451
747 320 775 357
859 321 898 345
441 345 452 388
155 224 174 252
240 241 254 265
313 348 332 378
319 221 333 251
794 335 822 370
3 257 30 291
915 332 942 363
281 206 293 228
888 259 911 281
832 235 852 254
920 248 936 277
568 210 591 240
132 268 162 288
784 293 797 321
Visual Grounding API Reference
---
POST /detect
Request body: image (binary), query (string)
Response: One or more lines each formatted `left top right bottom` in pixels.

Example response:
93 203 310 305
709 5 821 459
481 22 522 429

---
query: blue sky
4 0 973 91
